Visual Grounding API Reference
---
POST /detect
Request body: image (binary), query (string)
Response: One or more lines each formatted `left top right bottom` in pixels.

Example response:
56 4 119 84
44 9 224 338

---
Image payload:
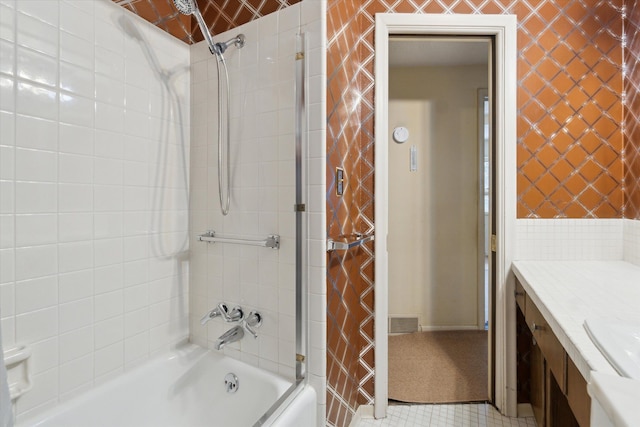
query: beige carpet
388 330 488 404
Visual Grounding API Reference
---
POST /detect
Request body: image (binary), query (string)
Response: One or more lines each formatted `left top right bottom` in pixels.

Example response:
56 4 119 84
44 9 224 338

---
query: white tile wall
514 219 624 260
301 2 327 425
189 3 294 375
189 2 326 424
623 218 640 266
0 0 190 421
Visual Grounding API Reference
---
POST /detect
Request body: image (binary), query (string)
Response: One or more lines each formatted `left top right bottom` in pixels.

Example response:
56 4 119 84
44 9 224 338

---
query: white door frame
477 87 489 331
374 13 517 419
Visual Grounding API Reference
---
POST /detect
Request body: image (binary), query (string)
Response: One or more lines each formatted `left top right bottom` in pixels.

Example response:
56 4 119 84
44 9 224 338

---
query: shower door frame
373 13 518 419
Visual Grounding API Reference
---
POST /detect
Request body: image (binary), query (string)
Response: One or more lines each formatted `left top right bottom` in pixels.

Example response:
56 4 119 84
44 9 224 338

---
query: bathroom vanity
515 275 589 426
512 261 640 427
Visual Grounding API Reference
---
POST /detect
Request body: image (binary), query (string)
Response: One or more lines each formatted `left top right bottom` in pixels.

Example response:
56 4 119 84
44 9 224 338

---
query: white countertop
511 260 640 381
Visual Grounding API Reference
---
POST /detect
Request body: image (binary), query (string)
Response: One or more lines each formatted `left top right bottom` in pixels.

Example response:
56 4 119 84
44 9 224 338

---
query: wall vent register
389 317 419 334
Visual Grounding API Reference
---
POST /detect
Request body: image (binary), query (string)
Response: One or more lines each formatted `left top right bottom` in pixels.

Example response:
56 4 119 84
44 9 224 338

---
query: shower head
215 34 246 55
171 0 217 54
172 0 195 15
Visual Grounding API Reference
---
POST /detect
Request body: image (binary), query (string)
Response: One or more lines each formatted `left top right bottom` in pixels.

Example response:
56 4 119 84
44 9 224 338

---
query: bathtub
18 343 316 427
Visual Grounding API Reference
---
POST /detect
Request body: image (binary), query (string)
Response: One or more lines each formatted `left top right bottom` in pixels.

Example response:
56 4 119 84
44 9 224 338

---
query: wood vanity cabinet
530 340 545 424
566 356 591 427
516 279 590 427
515 279 526 313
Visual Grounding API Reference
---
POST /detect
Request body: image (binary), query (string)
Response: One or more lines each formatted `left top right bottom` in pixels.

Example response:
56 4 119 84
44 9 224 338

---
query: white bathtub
18 344 316 427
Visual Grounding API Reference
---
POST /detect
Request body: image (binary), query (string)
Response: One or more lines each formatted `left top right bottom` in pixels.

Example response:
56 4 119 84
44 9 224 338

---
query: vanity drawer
515 279 526 314
525 297 566 392
566 357 590 427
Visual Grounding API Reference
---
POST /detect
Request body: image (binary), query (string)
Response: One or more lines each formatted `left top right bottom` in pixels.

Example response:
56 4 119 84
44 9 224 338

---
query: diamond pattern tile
326 0 374 424
328 1 627 426
114 0 300 44
115 0 193 42
625 2 640 219
344 0 626 220
515 0 624 218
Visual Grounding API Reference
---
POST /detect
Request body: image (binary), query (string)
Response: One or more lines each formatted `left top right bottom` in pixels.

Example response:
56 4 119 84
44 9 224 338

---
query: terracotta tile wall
513 0 624 218
326 1 626 426
326 0 375 424
115 0 300 44
356 0 625 221
625 2 640 219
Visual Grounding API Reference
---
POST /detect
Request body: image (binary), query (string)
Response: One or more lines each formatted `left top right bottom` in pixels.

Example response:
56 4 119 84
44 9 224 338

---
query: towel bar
197 231 280 249
326 233 374 252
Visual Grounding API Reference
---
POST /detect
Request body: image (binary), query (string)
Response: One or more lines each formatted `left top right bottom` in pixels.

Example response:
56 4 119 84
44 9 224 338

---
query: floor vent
389 317 419 334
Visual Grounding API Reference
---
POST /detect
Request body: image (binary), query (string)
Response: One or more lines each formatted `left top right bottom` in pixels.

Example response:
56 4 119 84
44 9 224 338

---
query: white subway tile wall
0 0 190 421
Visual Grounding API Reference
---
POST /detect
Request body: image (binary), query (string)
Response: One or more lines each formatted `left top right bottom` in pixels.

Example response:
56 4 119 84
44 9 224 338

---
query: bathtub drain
224 373 239 393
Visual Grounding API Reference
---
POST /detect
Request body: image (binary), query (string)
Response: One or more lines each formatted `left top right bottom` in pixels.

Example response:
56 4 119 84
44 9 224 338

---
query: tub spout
214 325 244 350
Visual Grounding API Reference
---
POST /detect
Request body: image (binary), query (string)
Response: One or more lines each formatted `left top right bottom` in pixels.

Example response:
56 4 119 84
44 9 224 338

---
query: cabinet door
526 295 566 391
531 340 545 427
548 367 579 427
566 357 591 427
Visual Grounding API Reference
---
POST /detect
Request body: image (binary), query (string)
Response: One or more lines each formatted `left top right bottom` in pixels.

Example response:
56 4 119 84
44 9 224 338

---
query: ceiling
390 37 490 67
113 0 300 44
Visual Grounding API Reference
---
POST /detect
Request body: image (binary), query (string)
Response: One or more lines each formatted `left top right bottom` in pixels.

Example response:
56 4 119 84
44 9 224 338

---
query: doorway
386 35 491 405
373 14 518 420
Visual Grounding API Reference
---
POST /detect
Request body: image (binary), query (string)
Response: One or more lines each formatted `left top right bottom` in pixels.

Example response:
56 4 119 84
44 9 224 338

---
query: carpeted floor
388 330 488 404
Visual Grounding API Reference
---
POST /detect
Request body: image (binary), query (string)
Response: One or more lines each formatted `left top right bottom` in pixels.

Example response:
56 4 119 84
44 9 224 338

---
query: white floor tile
355 403 536 427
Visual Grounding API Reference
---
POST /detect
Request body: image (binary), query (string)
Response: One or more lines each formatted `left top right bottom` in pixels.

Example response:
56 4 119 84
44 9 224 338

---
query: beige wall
388 64 488 329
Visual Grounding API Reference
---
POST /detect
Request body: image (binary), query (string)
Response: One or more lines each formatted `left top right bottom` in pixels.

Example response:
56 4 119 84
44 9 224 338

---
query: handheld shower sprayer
171 0 243 216
172 0 244 57
172 0 216 55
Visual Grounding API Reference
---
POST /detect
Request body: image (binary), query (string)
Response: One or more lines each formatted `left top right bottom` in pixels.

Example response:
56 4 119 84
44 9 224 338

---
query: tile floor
356 403 537 427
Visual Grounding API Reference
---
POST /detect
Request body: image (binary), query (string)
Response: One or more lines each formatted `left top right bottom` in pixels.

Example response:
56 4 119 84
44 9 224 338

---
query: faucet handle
225 306 244 323
200 303 228 325
243 311 262 338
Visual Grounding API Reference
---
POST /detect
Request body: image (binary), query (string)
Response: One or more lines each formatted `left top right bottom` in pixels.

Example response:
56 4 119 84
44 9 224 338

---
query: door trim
373 13 517 419
478 87 489 331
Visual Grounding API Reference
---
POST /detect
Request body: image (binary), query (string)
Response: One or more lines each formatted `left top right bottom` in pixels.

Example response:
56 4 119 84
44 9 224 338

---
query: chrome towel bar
198 231 280 249
326 233 374 252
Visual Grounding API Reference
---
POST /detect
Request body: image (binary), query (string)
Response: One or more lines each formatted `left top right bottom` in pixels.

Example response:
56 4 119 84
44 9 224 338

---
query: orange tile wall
514 1 624 218
625 2 640 219
115 0 300 44
357 0 625 219
326 0 375 424
326 1 626 426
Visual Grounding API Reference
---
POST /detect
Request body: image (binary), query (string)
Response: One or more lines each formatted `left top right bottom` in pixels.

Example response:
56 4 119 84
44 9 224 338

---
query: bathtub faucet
214 325 245 350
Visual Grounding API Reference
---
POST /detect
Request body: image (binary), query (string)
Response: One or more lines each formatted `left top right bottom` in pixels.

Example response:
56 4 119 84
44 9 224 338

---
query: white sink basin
584 318 640 380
